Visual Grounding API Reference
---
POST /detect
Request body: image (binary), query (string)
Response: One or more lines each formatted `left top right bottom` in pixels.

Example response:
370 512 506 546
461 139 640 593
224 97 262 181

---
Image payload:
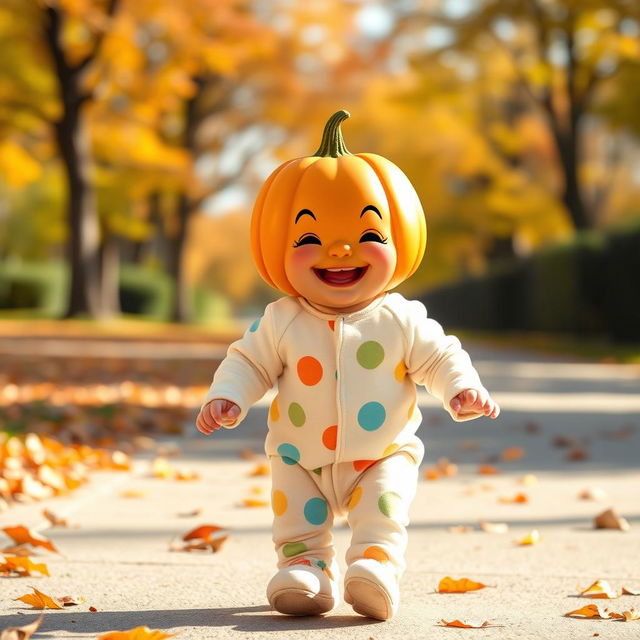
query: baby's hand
450 389 500 419
196 399 241 435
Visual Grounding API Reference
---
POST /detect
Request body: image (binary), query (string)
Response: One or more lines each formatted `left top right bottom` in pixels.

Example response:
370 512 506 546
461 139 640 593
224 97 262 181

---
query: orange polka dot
383 443 399 457
328 320 335 331
297 356 323 386
322 425 338 450
364 545 390 563
348 486 362 510
272 490 287 516
269 396 280 421
290 557 312 566
394 360 407 382
353 459 376 472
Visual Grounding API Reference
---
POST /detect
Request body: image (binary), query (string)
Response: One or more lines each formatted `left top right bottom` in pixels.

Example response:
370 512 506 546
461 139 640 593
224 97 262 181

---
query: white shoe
267 559 339 616
344 558 399 620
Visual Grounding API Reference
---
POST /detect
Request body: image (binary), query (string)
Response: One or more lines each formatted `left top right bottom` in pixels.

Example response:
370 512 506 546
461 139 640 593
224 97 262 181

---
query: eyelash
292 234 322 248
359 230 388 244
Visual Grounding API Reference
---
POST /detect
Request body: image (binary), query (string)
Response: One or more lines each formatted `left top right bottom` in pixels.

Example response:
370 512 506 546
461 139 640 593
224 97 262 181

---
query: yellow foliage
0 141 41 187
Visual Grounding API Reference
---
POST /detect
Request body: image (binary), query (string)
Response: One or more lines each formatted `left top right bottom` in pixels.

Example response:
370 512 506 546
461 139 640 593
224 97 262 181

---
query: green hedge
423 224 640 343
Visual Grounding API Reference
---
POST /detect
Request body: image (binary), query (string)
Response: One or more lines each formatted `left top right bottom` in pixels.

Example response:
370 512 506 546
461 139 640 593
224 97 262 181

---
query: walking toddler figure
196 110 500 620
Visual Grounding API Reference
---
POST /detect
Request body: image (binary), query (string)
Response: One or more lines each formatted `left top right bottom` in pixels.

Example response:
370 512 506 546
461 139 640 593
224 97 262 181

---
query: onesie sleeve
200 302 284 427
402 299 486 422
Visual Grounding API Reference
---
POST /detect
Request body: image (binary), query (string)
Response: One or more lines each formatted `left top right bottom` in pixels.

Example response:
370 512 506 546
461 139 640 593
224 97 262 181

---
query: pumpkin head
250 110 426 296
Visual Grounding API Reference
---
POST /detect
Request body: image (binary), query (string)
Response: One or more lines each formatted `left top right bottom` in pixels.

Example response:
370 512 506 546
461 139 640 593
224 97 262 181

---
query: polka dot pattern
394 360 407 382
348 486 362 510
297 356 323 386
383 443 399 457
269 396 280 421
378 491 402 519
283 542 308 557
328 320 335 331
272 490 287 516
357 341 385 369
353 459 376 472
288 402 306 427
364 545 390 563
358 402 386 431
277 443 300 465
322 425 338 450
304 497 328 525
249 317 261 332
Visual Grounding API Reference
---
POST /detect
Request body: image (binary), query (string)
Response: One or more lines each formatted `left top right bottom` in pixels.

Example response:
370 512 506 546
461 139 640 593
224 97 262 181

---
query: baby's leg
267 456 338 615
344 450 421 620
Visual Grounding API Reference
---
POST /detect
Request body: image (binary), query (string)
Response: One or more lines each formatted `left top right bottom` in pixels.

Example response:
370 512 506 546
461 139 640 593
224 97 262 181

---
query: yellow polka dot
383 443 399 457
394 360 407 382
408 400 416 419
270 396 280 421
348 486 362 511
363 545 390 562
272 489 287 516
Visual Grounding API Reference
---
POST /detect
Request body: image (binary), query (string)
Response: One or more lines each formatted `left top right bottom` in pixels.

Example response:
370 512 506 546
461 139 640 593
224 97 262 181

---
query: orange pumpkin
250 110 426 295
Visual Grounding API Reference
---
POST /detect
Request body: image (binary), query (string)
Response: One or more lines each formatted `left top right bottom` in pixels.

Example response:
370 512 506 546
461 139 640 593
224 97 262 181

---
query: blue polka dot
358 402 386 431
277 443 300 465
304 497 328 525
249 317 261 332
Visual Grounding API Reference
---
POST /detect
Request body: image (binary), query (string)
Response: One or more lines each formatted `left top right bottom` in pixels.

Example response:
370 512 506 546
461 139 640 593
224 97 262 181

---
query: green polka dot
249 317 261 332
288 402 306 427
312 467 322 476
378 491 403 519
277 443 300 465
357 341 385 369
283 542 308 557
317 560 326 569
358 401 386 431
304 497 328 525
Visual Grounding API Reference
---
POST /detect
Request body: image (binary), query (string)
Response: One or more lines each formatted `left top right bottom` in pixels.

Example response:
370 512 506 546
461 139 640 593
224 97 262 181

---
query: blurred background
0 0 638 346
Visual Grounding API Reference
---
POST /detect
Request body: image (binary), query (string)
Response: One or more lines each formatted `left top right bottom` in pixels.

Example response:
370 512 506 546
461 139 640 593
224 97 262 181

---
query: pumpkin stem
313 110 352 157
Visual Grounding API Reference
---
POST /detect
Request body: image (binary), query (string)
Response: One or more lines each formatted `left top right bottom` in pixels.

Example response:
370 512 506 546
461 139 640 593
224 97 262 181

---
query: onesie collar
296 293 388 323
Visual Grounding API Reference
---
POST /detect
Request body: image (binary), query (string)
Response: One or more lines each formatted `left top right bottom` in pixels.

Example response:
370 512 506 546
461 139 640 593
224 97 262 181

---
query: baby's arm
196 305 283 434
403 300 497 422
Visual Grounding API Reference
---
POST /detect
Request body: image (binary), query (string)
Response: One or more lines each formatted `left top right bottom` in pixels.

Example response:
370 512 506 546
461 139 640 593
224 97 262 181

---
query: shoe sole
270 588 334 616
344 577 393 621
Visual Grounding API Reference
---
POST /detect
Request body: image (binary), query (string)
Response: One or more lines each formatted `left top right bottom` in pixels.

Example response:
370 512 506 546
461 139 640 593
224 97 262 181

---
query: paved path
1 342 639 639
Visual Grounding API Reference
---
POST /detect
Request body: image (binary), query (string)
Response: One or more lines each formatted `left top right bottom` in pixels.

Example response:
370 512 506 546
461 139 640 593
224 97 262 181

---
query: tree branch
74 0 120 74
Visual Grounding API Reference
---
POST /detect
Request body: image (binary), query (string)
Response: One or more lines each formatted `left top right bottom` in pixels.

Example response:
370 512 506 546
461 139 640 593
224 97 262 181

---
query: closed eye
293 233 322 248
359 229 387 244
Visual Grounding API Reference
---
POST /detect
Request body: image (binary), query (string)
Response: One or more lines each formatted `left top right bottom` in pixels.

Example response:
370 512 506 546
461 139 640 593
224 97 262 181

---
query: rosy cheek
287 245 318 272
360 242 396 273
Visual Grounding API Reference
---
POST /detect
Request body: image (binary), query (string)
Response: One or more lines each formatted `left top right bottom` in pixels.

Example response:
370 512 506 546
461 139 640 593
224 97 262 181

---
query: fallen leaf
594 508 630 531
566 447 590 461
516 530 541 545
97 626 177 639
499 493 529 504
564 604 619 619
0 556 49 577
621 608 640 621
622 586 640 595
437 577 494 593
151 457 174 479
59 594 85 606
0 614 43 640
500 446 524 461
171 524 228 552
579 488 607 501
2 526 58 553
479 521 509 534
177 508 202 518
174 469 200 482
241 498 269 507
437 457 458 476
552 435 575 448
15 586 64 609
439 619 491 628
182 525 223 542
424 467 441 480
239 449 257 460
578 579 619 599
248 462 270 476
477 465 500 475
601 424 636 440
42 509 72 528
448 525 474 534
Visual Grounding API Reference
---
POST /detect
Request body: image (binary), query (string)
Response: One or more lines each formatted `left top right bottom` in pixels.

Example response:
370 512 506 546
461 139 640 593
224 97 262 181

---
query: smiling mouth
313 266 368 287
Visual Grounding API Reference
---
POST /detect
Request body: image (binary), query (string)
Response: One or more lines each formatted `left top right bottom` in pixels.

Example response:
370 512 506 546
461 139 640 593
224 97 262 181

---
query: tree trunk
99 229 121 318
168 193 191 323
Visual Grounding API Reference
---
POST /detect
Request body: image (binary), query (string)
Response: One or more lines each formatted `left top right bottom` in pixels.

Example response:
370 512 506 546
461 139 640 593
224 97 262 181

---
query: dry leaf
552 435 575 448
477 465 500 475
594 508 630 531
579 488 607 501
0 556 49 577
177 508 202 518
437 577 494 593
499 492 529 504
436 457 458 476
622 586 640 596
479 521 509 534
621 608 640 621
15 586 64 609
182 525 223 542
2 526 58 553
578 579 619 599
248 463 270 476
439 619 491 628
42 509 72 528
564 604 618 619
516 530 541 545
97 626 177 639
174 469 199 482
500 446 524 461
241 498 269 507
448 525 474 534
566 447 590 461
424 467 441 480
0 614 43 640
170 535 228 553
